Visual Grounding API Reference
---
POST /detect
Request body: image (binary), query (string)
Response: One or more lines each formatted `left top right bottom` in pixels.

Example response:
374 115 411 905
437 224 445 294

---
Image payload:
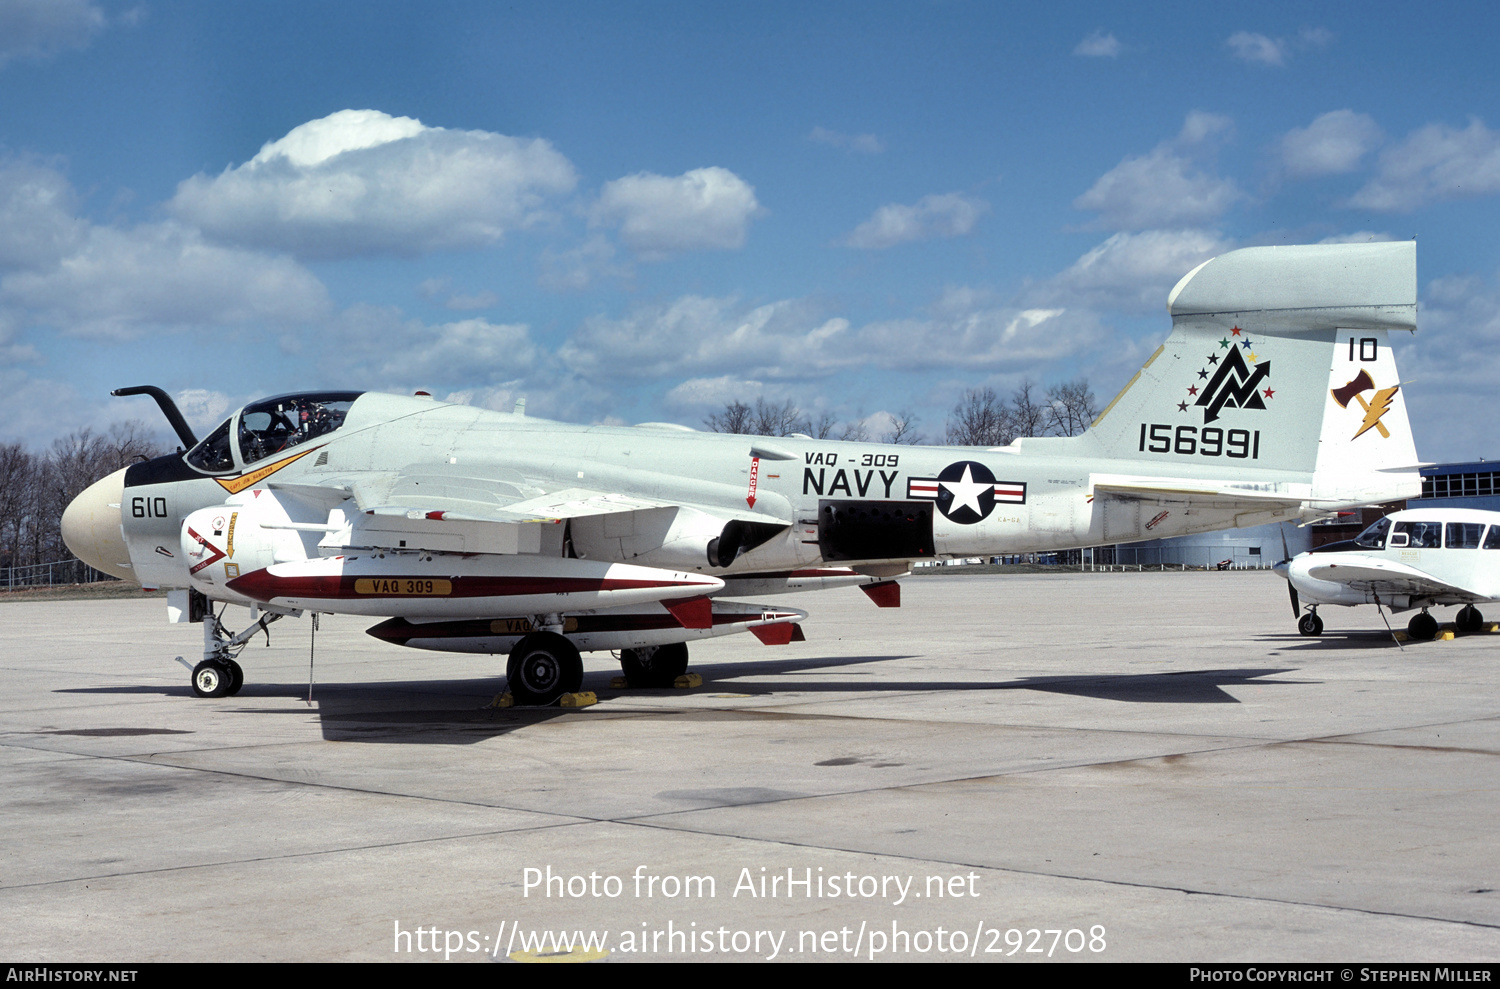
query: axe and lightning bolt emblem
1330 369 1399 440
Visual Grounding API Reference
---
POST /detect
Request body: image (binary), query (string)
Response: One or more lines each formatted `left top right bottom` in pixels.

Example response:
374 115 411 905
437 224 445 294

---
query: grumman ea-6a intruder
1276 507 1500 640
63 242 1424 705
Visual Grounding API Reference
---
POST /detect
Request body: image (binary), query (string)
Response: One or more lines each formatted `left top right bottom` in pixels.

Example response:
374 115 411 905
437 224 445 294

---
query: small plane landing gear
619 642 689 687
1407 610 1440 641
506 631 583 706
1455 605 1485 634
1297 610 1324 636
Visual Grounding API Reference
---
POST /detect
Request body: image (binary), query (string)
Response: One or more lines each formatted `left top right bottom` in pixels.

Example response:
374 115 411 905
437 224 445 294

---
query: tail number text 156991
1137 424 1261 459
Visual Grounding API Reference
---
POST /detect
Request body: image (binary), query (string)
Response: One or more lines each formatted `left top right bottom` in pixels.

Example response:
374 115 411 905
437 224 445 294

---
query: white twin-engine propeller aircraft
1276 508 1500 640
63 242 1423 705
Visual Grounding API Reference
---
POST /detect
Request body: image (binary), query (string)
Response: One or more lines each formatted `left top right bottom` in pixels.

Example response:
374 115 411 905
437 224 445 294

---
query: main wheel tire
620 642 689 687
1456 605 1484 634
1297 612 1324 636
225 660 244 696
191 660 232 698
1407 612 1440 641
506 632 583 706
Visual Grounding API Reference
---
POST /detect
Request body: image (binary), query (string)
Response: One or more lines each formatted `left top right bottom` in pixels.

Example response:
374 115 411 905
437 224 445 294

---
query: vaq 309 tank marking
62 242 1424 705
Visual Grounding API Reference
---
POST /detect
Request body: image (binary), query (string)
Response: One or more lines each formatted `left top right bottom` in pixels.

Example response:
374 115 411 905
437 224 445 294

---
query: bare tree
705 398 810 437
1045 379 1097 437
945 387 1010 446
806 411 839 439
0 442 35 569
1 422 162 576
839 419 870 442
882 409 923 445
703 400 753 434
1007 379 1049 440
751 397 806 437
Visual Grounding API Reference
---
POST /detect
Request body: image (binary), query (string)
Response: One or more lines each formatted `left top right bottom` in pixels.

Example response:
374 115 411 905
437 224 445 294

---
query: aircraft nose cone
60 467 135 582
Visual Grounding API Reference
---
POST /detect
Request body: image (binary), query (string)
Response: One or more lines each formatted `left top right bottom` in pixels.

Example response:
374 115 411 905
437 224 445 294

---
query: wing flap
1093 475 1308 511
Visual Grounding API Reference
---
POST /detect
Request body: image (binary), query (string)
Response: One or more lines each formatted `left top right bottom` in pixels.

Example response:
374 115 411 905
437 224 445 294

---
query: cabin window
1485 527 1500 550
1445 522 1484 549
1392 520 1441 548
237 393 361 464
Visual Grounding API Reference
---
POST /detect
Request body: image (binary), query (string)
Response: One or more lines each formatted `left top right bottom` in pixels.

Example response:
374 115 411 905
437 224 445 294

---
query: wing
1306 557 1483 602
267 459 790 563
1092 475 1308 512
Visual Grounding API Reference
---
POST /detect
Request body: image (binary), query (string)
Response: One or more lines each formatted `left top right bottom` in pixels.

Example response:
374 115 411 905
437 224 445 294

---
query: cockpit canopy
186 392 363 473
1352 515 1391 550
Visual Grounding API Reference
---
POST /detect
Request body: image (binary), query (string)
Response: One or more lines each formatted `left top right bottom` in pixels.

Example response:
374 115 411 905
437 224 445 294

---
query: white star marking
940 465 990 517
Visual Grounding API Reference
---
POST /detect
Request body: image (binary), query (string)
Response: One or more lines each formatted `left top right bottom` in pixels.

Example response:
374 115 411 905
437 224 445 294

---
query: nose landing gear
188 605 282 698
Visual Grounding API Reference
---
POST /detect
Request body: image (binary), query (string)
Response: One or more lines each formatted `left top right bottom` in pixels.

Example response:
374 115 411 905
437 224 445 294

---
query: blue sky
3 1 1500 460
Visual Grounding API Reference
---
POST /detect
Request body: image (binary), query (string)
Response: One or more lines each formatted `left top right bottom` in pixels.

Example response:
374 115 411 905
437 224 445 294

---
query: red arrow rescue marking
747 455 760 508
185 527 227 575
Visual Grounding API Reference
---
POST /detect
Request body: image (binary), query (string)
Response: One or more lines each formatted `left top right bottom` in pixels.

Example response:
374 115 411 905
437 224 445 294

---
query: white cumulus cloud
843 192 989 249
1074 113 1241 230
170 109 579 259
1346 117 1500 212
591 167 761 258
0 159 86 270
1073 30 1121 57
330 304 538 388
1 220 331 340
1032 230 1233 313
1227 27 1332 67
0 0 106 66
560 295 849 380
808 126 884 154
1227 31 1287 66
1281 110 1383 177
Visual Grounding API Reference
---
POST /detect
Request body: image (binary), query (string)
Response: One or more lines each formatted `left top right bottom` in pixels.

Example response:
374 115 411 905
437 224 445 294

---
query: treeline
703 378 1097 447
703 398 922 444
944 379 1097 446
0 423 161 573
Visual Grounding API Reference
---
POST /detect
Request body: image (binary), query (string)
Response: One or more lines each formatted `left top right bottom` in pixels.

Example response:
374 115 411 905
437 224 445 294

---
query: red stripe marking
227 569 713 602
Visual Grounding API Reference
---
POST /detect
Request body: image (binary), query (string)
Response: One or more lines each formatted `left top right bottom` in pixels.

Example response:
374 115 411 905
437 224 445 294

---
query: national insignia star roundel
906 460 1027 525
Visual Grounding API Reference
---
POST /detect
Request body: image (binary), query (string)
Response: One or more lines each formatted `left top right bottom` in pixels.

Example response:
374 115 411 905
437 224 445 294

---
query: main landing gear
1455 604 1485 634
506 631 584 706
1406 610 1440 641
190 605 282 698
619 642 689 688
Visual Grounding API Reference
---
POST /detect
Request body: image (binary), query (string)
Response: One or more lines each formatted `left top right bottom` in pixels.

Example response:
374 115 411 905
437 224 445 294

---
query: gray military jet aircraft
63 242 1423 704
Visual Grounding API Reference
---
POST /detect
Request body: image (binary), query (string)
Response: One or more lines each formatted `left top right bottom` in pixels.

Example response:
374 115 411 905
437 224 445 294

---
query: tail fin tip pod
1086 242 1419 502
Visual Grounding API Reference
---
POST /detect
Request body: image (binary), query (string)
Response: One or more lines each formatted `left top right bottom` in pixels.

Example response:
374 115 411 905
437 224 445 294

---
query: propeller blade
1288 581 1300 618
1279 524 1291 564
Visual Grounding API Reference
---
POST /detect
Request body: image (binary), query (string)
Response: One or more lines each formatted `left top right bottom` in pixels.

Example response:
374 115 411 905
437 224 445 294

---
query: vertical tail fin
1081 241 1420 502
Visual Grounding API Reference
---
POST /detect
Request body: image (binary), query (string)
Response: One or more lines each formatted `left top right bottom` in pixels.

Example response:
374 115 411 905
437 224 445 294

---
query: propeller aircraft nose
60 467 134 581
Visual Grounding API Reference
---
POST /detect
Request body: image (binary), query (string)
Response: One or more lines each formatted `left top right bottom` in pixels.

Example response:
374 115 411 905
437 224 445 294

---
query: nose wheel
191 659 244 697
1297 610 1324 636
188 604 278 698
